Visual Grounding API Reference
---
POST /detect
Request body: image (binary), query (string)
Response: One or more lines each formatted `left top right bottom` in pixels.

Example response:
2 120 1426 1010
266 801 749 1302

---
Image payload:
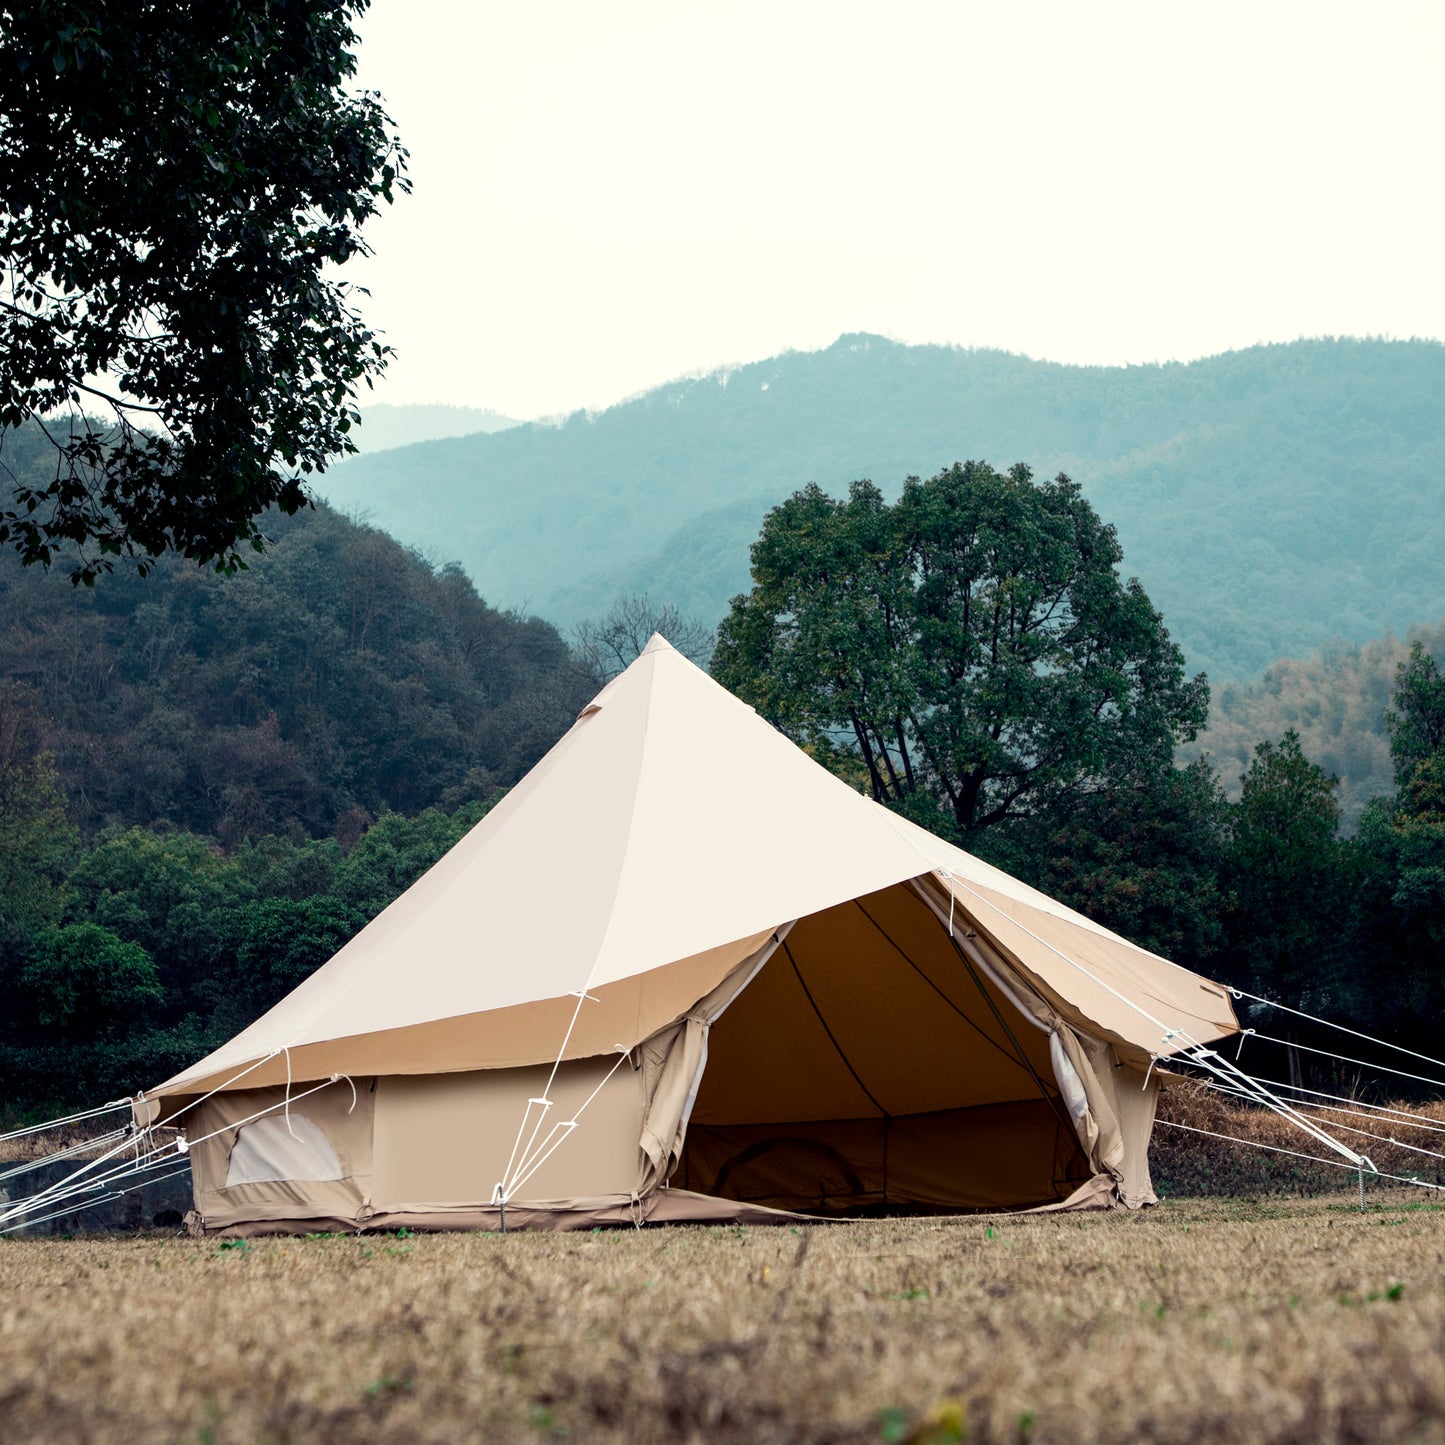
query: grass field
4 1189 1445 1445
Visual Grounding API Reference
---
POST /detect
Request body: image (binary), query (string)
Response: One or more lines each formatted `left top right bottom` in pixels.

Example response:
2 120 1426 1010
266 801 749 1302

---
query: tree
1354 643 1445 1001
1016 759 1231 972
1384 644 1445 936
66 826 238 1017
713 464 1208 848
0 683 75 968
233 895 363 1015
573 592 715 687
0 0 408 582
1224 731 1345 1009
1386 641 1445 816
331 804 489 921
19 921 163 1040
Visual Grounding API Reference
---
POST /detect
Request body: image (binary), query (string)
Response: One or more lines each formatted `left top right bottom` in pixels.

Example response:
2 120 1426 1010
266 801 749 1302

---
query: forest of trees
1189 621 1445 831
0 491 598 1109
1 458 1443 1116
0 493 590 841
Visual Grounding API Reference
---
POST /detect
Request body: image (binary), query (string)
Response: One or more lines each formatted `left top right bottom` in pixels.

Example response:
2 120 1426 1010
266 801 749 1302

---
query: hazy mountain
318 335 1445 682
351 402 520 453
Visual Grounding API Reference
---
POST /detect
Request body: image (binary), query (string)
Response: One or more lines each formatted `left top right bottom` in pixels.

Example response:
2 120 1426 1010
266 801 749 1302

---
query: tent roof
151 636 1235 1099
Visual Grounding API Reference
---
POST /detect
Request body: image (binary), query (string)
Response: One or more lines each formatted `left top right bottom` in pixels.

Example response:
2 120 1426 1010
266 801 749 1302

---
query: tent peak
575 632 686 719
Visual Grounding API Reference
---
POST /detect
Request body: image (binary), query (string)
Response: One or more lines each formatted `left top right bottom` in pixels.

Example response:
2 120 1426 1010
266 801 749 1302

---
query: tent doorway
675 883 1093 1213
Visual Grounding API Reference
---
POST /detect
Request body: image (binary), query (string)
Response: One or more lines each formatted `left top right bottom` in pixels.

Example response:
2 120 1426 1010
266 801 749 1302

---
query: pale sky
350 0 1445 420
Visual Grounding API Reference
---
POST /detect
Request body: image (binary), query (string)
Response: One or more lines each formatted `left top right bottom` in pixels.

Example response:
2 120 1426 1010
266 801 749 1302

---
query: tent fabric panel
371 1058 645 1208
1024 1175 1120 1212
691 925 882 1124
638 1020 699 1196
888 1102 1091 1209
693 886 1066 1130
676 1099 1091 1213
791 887 1061 1115
1099 1060 1161 1208
186 1082 374 1230
149 928 776 1102
933 875 1238 1057
585 648 931 988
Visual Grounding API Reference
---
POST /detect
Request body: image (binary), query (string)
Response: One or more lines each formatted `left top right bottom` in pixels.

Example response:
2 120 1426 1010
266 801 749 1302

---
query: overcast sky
349 0 1445 419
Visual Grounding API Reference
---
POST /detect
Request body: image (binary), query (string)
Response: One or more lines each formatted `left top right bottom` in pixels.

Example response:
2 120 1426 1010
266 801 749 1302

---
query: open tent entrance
676 882 1094 1214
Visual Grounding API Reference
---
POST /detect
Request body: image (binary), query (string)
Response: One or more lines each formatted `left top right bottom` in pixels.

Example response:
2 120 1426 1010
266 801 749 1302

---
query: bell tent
138 635 1239 1234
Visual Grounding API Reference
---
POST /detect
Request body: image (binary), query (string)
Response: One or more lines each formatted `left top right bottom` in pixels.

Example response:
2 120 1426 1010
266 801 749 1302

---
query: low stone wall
1 1156 194 1236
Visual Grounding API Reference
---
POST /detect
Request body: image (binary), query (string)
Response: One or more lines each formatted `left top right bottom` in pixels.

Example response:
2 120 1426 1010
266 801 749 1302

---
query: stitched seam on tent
580 644 665 1000
850 896 1039 1080
780 937 888 1120
940 922 1078 1139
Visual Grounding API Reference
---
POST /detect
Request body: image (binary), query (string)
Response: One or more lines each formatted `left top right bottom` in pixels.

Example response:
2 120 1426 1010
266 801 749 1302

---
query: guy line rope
0 1127 132 1186
921 864 1445 1199
1267 1079 1445 1132
0 1163 195 1237
1154 1119 1445 1194
927 868 1376 1173
0 1098 132 1145
1193 1076 1445 1167
1227 984 1445 1076
0 1047 356 1229
492 978 637 1211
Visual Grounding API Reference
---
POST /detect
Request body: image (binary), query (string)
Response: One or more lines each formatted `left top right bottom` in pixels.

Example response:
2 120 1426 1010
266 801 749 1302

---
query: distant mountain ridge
320 335 1445 682
352 402 520 453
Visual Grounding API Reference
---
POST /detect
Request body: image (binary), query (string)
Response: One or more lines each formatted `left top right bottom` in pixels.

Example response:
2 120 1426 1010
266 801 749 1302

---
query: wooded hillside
1191 621 1445 831
0 496 588 841
322 335 1445 682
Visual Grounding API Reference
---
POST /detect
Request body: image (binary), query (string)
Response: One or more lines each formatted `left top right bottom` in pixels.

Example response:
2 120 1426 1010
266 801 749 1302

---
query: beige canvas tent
138 636 1239 1234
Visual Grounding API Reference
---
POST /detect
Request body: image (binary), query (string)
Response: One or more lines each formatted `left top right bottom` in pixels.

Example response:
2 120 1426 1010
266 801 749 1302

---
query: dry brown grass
4 1193 1445 1445
0 1120 130 1165
1154 1084 1445 1198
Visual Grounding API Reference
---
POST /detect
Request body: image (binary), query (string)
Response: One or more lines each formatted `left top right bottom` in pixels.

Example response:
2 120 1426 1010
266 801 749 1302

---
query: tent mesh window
225 1114 344 1187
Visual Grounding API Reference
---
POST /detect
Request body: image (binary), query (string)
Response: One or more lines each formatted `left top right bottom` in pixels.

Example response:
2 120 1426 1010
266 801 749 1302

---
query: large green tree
19 921 163 1040
1016 759 1231 972
1224 731 1346 1007
713 463 1208 847
1355 643 1445 1000
0 0 407 580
